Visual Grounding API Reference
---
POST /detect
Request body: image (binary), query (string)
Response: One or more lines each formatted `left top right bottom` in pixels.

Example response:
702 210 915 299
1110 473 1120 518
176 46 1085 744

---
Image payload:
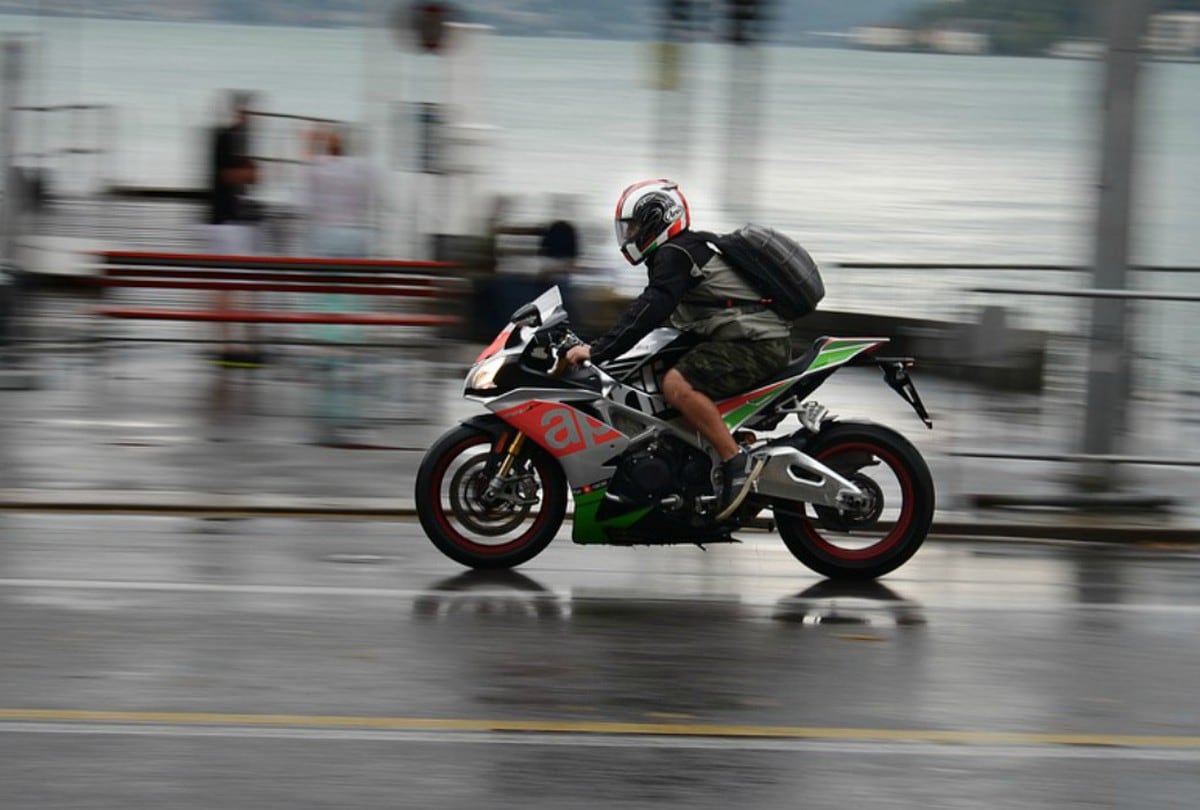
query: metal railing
829 263 1200 480
14 103 116 197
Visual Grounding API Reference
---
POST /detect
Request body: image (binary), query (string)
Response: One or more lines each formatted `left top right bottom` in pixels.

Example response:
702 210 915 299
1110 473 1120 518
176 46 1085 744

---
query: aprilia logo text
498 401 622 458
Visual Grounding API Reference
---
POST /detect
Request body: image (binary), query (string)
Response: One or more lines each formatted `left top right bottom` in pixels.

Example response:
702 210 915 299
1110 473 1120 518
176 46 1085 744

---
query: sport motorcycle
415 287 935 579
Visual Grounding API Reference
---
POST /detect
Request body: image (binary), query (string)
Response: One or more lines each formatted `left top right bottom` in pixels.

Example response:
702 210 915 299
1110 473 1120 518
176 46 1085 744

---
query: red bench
89 251 467 332
93 307 461 327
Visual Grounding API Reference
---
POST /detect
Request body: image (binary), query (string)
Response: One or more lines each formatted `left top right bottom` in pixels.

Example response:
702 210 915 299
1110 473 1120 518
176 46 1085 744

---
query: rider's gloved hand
565 345 591 366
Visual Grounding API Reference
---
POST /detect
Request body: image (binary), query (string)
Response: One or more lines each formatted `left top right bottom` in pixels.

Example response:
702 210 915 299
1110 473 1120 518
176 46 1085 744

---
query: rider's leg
662 368 740 460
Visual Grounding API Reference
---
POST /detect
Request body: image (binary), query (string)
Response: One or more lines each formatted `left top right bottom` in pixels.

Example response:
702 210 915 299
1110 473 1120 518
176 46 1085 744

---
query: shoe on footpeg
715 449 765 522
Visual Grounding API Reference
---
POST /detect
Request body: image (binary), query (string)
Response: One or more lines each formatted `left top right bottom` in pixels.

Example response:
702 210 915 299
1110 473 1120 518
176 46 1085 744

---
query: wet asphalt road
2 515 1200 809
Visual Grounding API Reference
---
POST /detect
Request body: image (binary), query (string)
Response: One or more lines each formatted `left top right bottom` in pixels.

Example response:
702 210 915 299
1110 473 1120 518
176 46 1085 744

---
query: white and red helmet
614 179 691 265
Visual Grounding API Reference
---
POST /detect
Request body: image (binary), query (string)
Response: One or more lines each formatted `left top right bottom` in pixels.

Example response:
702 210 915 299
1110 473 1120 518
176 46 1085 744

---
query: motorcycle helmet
614 179 691 265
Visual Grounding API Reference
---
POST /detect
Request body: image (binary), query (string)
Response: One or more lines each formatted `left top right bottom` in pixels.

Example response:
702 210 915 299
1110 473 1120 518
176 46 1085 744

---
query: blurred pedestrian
305 126 375 259
537 194 580 287
206 90 262 366
303 125 377 445
537 194 582 326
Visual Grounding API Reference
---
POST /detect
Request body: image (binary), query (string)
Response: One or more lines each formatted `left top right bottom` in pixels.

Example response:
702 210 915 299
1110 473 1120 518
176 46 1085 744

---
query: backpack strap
665 237 768 313
660 241 704 281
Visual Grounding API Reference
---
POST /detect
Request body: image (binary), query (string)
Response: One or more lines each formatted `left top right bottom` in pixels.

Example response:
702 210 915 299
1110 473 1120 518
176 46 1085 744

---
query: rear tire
774 422 934 580
415 425 567 569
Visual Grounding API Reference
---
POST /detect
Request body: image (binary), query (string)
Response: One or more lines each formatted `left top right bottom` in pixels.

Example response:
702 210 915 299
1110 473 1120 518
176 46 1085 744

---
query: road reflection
772 579 926 626
412 569 567 620
412 570 925 628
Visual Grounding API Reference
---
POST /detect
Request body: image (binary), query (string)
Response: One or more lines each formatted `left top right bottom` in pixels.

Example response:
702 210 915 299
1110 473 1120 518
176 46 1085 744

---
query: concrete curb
1 489 1196 544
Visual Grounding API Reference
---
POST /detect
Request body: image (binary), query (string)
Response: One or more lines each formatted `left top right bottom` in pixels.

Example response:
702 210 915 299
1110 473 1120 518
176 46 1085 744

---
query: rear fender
847 354 934 428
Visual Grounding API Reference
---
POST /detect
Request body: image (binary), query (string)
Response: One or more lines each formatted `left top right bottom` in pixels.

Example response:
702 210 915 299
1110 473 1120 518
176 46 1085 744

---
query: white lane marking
1 722 1199 761
1 578 1200 614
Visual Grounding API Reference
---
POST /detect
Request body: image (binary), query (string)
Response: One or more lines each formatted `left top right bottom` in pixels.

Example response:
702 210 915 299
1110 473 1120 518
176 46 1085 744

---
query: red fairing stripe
497 401 622 458
476 324 514 363
716 380 788 416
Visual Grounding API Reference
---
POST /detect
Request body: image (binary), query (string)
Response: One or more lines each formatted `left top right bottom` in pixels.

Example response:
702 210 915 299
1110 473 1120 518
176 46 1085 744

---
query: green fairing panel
570 488 651 544
720 381 791 430
720 339 884 430
808 339 882 371
575 337 885 542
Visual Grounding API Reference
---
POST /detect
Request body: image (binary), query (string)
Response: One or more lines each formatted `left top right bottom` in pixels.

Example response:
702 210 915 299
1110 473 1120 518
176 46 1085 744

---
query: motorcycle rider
566 179 793 514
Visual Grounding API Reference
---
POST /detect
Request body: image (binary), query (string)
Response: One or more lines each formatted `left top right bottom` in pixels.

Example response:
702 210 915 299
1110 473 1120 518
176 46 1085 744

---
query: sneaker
721 449 750 501
715 446 744 511
716 448 761 520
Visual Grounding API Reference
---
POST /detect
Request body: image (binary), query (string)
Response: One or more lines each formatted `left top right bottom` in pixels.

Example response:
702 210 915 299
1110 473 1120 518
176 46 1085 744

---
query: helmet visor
615 218 645 264
615 217 640 247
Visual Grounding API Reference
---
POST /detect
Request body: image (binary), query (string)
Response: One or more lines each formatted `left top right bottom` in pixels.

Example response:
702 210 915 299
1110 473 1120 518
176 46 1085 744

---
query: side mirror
510 302 541 327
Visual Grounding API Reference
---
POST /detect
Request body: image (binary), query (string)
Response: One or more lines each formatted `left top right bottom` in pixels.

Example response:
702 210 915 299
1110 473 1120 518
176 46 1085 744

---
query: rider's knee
662 369 689 406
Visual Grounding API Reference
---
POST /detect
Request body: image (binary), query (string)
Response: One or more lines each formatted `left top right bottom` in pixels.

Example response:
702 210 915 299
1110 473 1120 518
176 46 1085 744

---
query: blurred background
3 4 1200 806
0 0 1197 502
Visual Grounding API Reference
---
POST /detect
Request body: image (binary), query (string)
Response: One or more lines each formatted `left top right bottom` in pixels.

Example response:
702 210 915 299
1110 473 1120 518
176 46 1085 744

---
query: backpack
711 224 825 321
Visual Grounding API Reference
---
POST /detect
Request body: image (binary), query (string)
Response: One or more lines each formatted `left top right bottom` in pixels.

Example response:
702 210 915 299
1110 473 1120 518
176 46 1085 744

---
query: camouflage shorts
672 336 792 400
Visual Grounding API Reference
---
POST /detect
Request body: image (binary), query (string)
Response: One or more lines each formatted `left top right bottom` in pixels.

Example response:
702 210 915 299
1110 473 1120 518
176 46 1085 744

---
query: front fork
482 431 528 503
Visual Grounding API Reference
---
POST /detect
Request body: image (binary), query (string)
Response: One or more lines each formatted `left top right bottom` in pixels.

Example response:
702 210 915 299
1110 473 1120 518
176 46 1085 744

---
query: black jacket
589 230 717 364
208 123 251 225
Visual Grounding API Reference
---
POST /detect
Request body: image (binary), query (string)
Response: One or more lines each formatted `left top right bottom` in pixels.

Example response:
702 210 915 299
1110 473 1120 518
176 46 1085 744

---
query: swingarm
753 445 869 512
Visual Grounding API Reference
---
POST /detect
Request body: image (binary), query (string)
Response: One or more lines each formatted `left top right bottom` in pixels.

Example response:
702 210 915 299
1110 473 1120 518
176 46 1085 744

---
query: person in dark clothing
565 179 792 514
209 123 244 226
206 90 260 365
208 90 258 232
537 212 581 322
538 219 578 267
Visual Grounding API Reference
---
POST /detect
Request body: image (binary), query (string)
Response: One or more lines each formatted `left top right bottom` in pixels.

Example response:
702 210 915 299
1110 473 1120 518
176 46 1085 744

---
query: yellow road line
1 709 1198 748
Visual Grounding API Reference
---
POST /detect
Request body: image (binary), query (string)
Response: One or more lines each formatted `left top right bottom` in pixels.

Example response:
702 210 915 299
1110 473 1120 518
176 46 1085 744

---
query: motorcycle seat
760 338 824 386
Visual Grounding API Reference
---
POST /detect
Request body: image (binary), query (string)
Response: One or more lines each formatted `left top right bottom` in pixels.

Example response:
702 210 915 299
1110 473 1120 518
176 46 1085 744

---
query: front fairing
465 286 582 401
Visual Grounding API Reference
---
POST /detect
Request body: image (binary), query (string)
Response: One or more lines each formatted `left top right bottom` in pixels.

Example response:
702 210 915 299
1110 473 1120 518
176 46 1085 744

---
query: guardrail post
721 0 768 221
1 40 19 365
0 38 20 267
0 37 35 389
1081 0 1151 490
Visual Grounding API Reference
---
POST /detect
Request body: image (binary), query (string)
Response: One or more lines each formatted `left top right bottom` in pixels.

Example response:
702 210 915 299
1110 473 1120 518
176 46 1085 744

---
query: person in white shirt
304 126 377 444
306 127 376 258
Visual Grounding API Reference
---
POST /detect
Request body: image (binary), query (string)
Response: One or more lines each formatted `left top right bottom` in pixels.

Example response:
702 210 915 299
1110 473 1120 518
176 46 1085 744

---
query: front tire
774 422 934 580
415 425 567 569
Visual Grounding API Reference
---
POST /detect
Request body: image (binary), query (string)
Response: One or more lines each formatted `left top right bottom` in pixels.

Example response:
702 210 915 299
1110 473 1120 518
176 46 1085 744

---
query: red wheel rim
430 436 551 556
800 441 915 561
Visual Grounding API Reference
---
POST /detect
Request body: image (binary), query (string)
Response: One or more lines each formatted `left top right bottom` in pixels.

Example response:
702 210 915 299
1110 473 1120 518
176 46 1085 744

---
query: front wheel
773 422 935 580
415 424 567 569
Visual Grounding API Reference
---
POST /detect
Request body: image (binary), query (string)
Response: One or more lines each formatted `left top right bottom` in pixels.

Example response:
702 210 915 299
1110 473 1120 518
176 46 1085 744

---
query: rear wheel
415 425 567 569
774 422 934 580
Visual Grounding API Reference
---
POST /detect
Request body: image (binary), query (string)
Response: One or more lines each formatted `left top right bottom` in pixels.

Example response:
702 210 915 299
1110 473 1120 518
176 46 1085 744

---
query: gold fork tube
495 433 528 479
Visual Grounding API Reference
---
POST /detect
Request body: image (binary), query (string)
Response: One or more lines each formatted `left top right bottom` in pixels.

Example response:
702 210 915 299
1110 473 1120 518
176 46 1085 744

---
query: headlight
467 355 506 391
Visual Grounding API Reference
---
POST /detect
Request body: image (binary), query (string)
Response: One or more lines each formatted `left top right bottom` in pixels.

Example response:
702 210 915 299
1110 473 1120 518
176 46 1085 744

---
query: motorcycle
415 287 935 580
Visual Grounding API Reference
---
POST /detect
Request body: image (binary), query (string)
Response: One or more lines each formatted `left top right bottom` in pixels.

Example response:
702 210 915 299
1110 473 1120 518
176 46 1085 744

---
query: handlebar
549 330 590 377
